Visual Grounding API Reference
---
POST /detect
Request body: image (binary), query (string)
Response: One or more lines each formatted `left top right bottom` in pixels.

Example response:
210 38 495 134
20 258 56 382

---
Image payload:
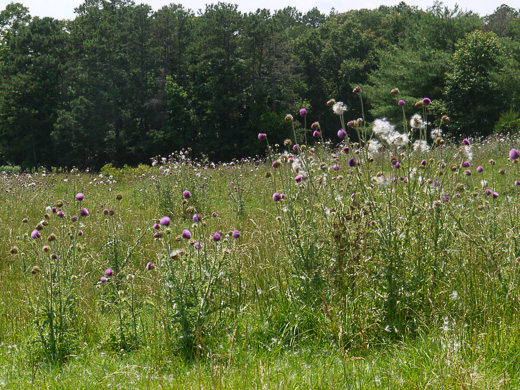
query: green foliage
494 108 520 134
444 30 507 136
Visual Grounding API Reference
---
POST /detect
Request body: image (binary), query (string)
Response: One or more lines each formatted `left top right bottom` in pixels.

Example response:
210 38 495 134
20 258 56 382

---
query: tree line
0 0 519 169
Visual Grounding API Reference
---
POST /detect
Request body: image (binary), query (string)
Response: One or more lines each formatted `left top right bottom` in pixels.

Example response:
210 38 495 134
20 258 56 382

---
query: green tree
444 30 507 136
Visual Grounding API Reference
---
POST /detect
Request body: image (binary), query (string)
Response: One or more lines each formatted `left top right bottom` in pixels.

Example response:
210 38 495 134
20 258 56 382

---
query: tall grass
1 97 520 386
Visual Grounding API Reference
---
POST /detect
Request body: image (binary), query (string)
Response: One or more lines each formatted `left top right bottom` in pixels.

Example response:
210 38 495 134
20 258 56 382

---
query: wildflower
485 189 492 196
213 232 221 241
232 230 240 239
312 130 321 138
158 217 171 228
146 262 154 270
183 190 191 198
285 114 293 122
273 192 282 201
80 208 89 217
292 144 300 152
489 159 496 165
337 129 347 139
477 166 484 173
153 231 163 239
103 209 109 215
31 230 41 239
412 140 430 152
348 158 357 167
57 211 65 218
295 175 303 183
398 100 405 107
299 108 308 116
422 97 431 105
431 128 443 141
194 242 201 249
272 160 281 168
333 164 340 171
105 268 114 276
258 133 267 141
353 86 362 94
100 276 107 283
492 192 499 199
343 146 349 153
193 214 202 223
332 102 347 115
388 133 409 147
153 223 160 230
182 229 192 239
78 230 83 236
71 215 78 222
51 253 58 260
283 139 292 148
311 122 320 130
462 161 470 168
510 149 520 161
76 193 84 201
212 212 217 218
31 266 41 274
462 139 470 146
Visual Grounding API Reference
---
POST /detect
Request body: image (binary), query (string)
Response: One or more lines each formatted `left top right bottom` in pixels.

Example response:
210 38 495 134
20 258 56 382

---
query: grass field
1 114 520 388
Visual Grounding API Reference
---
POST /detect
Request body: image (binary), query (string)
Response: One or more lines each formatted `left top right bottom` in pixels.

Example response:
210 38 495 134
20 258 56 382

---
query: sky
0 0 511 20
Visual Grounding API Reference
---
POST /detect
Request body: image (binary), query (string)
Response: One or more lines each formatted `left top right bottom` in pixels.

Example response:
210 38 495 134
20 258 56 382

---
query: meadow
1 100 520 389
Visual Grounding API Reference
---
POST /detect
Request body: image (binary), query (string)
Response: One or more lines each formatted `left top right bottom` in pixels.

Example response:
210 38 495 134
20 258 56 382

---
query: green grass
1 129 520 387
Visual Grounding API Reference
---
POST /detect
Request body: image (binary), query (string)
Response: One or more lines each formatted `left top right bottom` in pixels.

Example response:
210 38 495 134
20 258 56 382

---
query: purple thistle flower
146 262 154 271
71 215 78 222
272 161 281 168
337 129 347 139
462 161 470 168
194 242 201 249
313 130 321 138
299 108 308 117
442 194 450 202
232 230 240 239
153 223 160 230
105 268 114 276
295 175 303 183
343 146 349 154
510 149 520 160
212 212 217 218
76 193 84 201
183 190 191 199
292 144 300 152
57 210 65 218
193 214 202 223
80 208 89 217
100 276 107 283
477 166 484 173
31 229 41 239
333 164 340 171
78 230 83 236
398 100 405 107
485 189 492 196
462 139 470 146
348 158 357 167
422 97 431 105
347 120 355 128
273 192 282 201
516 180 520 186
258 133 267 141
421 159 427 166
492 192 499 199
160 216 170 226
182 229 192 239
52 207 57 213
213 232 221 241
394 162 401 169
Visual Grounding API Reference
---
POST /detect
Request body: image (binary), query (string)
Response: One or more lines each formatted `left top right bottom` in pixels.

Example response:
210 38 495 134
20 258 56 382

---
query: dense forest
0 0 519 169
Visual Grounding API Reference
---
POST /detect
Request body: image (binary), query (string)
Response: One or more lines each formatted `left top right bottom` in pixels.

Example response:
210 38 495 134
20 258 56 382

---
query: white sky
0 0 512 20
